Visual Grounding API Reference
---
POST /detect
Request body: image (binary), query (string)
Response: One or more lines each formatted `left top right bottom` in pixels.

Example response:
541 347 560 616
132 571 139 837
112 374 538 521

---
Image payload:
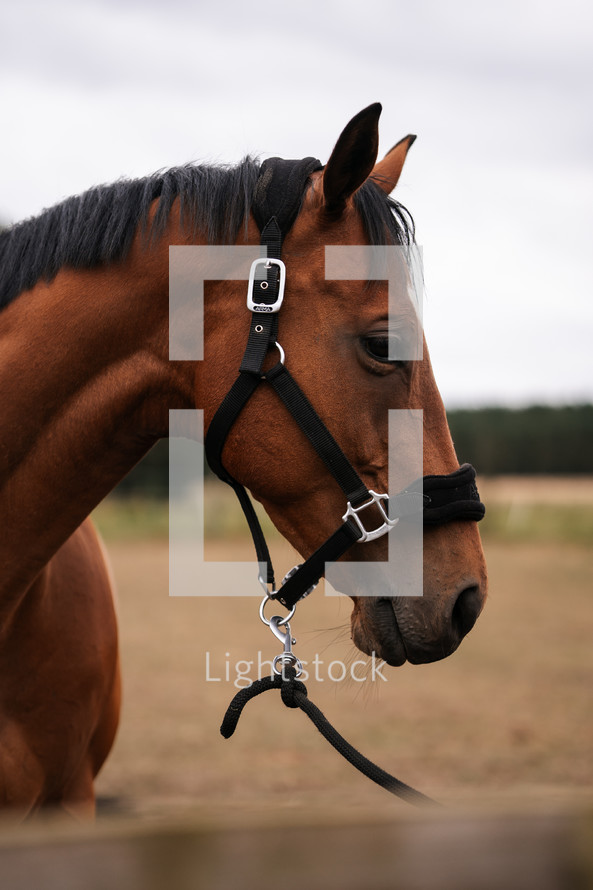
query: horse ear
322 103 382 215
370 134 417 194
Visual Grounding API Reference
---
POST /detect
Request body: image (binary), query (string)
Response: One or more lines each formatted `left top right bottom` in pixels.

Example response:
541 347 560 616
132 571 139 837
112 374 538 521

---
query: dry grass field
90 477 593 821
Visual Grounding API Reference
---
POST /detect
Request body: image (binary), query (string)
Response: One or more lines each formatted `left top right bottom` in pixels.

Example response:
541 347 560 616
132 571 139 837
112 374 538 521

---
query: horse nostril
451 584 483 639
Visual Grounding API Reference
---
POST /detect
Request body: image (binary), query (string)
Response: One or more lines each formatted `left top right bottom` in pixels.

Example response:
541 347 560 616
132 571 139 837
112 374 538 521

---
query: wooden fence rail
0 805 591 890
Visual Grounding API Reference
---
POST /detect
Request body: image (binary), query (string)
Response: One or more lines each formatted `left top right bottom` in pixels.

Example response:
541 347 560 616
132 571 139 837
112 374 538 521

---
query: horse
0 103 487 816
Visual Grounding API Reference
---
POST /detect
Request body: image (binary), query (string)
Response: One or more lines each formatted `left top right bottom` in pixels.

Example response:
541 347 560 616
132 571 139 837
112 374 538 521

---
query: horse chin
350 598 409 667
350 596 464 668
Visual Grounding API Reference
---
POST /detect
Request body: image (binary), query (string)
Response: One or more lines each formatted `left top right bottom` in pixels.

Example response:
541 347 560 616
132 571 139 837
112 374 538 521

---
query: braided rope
220 667 438 807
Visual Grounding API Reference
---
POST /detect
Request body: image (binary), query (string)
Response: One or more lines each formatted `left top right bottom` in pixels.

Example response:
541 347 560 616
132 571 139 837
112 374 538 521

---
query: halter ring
259 592 297 628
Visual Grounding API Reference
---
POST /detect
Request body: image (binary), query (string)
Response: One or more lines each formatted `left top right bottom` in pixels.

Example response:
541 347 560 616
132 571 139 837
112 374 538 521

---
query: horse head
200 104 488 667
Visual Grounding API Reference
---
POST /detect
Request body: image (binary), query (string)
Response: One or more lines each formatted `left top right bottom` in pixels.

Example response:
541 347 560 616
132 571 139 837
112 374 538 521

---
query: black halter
205 157 485 610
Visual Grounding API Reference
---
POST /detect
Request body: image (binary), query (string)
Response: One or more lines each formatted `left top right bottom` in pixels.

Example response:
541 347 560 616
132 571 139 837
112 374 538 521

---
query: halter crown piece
204 157 485 611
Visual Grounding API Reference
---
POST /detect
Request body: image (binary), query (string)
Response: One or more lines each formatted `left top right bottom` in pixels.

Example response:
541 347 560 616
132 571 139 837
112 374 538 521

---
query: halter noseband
204 157 485 610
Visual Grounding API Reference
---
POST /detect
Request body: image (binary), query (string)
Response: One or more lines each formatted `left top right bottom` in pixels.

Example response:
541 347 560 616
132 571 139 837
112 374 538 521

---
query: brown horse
0 103 487 816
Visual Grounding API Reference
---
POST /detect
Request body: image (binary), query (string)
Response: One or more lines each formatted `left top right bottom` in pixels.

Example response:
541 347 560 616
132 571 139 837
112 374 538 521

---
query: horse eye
363 336 392 362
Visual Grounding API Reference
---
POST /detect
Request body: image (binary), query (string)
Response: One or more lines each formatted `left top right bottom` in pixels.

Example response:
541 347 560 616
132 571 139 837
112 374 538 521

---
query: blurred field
91 477 593 820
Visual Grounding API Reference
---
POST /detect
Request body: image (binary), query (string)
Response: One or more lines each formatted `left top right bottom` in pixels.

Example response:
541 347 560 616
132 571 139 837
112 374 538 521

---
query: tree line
448 404 593 475
113 403 593 497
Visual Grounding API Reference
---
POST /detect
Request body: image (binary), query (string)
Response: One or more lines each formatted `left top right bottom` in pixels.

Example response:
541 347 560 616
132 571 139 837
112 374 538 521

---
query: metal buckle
247 258 286 313
342 490 399 543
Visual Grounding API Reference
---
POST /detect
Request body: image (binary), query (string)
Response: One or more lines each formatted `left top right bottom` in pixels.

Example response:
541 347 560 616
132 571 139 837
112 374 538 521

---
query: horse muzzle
351 574 487 667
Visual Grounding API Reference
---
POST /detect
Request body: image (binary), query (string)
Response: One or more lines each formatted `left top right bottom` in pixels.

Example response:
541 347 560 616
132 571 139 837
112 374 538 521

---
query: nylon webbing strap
205 158 323 594
260 217 282 259
273 520 363 609
265 363 370 507
205 373 260 484
204 372 275 585
239 218 282 375
239 312 277 375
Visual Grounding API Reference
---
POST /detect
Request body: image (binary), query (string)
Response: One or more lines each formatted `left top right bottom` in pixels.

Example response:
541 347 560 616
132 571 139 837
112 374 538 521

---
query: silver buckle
342 491 399 543
247 258 286 313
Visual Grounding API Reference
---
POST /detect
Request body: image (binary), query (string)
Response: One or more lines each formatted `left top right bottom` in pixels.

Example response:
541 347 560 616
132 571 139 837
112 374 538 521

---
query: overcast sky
1 0 591 406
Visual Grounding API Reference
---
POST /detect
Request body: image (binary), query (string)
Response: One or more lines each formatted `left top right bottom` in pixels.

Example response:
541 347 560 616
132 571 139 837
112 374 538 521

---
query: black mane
0 158 414 310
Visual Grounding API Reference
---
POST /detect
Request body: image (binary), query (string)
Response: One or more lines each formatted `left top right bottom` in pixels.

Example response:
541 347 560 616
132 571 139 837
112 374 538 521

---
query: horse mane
0 158 414 310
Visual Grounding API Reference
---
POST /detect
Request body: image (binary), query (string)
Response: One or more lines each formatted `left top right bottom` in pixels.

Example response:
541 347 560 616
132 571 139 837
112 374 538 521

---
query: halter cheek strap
204 157 485 610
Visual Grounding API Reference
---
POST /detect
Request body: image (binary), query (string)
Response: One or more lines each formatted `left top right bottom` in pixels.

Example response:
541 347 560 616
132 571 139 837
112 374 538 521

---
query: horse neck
0 231 194 600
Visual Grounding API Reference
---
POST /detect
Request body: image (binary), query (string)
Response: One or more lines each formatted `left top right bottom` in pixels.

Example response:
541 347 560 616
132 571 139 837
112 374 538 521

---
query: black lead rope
220 666 438 808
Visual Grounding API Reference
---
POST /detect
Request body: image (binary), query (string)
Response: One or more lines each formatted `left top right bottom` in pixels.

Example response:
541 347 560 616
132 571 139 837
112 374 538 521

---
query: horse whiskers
295 624 388 702
298 623 351 656
332 645 389 703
